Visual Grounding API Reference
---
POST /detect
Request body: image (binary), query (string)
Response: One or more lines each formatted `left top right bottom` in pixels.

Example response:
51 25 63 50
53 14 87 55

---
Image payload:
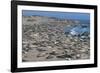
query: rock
49 50 58 55
76 54 81 58
80 53 89 59
46 55 54 59
37 53 48 57
56 54 72 59
36 47 47 52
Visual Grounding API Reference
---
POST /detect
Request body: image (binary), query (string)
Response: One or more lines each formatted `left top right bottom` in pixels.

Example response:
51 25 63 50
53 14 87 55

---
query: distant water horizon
22 10 90 21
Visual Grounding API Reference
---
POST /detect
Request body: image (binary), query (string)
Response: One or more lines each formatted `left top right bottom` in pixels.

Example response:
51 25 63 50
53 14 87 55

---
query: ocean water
22 10 90 20
64 20 90 38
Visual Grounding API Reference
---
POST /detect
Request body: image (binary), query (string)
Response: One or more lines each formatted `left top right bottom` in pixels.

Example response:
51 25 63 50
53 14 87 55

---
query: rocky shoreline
22 16 90 62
